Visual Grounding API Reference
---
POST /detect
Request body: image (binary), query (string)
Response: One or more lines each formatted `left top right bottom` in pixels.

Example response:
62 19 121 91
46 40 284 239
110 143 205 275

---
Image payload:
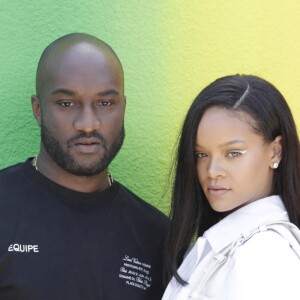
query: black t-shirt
0 160 169 300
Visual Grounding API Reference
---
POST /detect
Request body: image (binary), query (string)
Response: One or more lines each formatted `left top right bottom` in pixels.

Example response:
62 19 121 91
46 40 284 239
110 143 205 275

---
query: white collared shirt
162 196 300 300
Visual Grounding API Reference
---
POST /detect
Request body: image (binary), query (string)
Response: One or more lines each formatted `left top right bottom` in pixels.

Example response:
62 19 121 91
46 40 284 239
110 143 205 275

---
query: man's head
32 33 126 176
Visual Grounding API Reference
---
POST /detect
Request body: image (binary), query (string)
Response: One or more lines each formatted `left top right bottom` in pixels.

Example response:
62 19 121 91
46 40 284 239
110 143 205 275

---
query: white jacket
162 196 300 300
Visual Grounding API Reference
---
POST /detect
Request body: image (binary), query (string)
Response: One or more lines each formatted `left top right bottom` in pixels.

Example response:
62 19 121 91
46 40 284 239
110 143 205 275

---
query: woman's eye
226 150 246 158
195 152 207 159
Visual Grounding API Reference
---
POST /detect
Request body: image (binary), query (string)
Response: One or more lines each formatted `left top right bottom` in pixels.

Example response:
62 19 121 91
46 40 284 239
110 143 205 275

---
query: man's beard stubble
40 122 125 177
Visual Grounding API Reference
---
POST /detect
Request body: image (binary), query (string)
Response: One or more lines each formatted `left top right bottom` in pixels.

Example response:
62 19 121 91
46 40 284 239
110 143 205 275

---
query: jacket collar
204 195 288 253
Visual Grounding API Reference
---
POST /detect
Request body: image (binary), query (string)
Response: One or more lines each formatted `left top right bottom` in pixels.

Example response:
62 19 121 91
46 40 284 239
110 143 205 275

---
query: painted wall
0 1 299 214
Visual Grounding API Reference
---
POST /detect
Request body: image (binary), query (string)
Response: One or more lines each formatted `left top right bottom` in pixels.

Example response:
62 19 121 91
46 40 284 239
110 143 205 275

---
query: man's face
37 43 125 176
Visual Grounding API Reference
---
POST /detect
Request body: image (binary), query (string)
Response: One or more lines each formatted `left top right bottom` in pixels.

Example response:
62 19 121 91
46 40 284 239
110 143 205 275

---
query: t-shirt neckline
22 158 119 205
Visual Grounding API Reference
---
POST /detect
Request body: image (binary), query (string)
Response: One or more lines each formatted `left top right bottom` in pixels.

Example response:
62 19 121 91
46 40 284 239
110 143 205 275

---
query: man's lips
73 138 102 153
73 138 101 145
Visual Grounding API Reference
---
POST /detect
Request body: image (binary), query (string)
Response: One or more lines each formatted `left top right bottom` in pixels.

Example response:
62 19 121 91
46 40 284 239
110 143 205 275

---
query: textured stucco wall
0 1 299 214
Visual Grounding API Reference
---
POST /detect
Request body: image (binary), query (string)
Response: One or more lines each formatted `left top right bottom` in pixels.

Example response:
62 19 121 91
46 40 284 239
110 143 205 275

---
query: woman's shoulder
217 229 300 299
232 229 300 271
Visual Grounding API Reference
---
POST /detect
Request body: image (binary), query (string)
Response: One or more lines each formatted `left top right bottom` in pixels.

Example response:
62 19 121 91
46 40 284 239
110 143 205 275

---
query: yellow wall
163 1 300 127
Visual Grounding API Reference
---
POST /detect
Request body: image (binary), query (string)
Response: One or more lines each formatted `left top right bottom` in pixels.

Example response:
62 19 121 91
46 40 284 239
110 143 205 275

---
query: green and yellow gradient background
0 1 299 214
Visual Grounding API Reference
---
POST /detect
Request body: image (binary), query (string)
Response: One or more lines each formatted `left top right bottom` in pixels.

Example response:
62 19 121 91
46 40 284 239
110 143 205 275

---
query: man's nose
73 105 100 133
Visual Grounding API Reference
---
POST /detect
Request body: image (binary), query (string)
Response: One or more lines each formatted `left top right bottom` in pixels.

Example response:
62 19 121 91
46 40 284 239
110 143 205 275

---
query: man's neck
34 150 111 193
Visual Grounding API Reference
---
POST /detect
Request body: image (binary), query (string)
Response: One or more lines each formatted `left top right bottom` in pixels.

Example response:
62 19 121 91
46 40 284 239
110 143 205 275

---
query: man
0 33 169 300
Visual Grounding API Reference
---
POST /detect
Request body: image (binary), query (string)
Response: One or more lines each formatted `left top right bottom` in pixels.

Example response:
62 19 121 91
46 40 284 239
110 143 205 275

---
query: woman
163 75 300 299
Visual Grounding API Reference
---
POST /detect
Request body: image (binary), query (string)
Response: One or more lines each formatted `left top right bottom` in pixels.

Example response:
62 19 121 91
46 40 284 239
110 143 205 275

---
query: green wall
1 1 299 214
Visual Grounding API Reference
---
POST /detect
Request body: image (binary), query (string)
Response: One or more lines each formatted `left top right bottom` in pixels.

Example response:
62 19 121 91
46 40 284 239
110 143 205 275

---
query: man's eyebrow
51 88 76 96
51 88 120 97
97 89 120 96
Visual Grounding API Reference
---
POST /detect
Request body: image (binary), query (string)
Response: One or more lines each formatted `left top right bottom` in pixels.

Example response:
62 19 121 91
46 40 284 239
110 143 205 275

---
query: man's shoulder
116 182 169 226
0 161 27 182
0 161 29 207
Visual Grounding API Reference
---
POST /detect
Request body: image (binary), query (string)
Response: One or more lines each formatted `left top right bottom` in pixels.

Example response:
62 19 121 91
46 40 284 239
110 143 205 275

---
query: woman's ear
270 136 282 169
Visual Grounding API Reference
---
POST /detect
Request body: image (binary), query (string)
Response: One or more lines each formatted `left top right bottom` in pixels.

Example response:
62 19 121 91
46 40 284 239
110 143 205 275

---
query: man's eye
99 100 112 107
58 101 74 107
226 150 246 158
195 152 207 159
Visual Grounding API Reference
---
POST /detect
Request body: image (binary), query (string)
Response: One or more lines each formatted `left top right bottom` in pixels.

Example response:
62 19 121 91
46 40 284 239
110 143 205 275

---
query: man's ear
122 95 126 113
31 95 42 127
270 135 282 168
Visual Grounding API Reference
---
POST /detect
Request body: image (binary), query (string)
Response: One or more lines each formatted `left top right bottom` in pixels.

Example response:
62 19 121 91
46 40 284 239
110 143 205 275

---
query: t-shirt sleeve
224 230 300 300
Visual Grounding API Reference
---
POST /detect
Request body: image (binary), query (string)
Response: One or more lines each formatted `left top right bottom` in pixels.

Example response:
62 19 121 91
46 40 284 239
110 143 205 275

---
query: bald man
0 33 169 300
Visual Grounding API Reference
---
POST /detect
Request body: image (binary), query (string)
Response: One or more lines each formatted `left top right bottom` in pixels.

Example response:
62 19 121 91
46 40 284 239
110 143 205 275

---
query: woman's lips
207 185 231 196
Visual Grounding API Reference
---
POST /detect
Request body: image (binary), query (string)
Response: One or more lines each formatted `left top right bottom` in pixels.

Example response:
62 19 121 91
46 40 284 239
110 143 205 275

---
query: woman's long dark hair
164 74 300 285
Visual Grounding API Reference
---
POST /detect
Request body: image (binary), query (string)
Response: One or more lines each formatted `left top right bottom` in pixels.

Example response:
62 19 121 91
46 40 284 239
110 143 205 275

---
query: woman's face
195 106 281 212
